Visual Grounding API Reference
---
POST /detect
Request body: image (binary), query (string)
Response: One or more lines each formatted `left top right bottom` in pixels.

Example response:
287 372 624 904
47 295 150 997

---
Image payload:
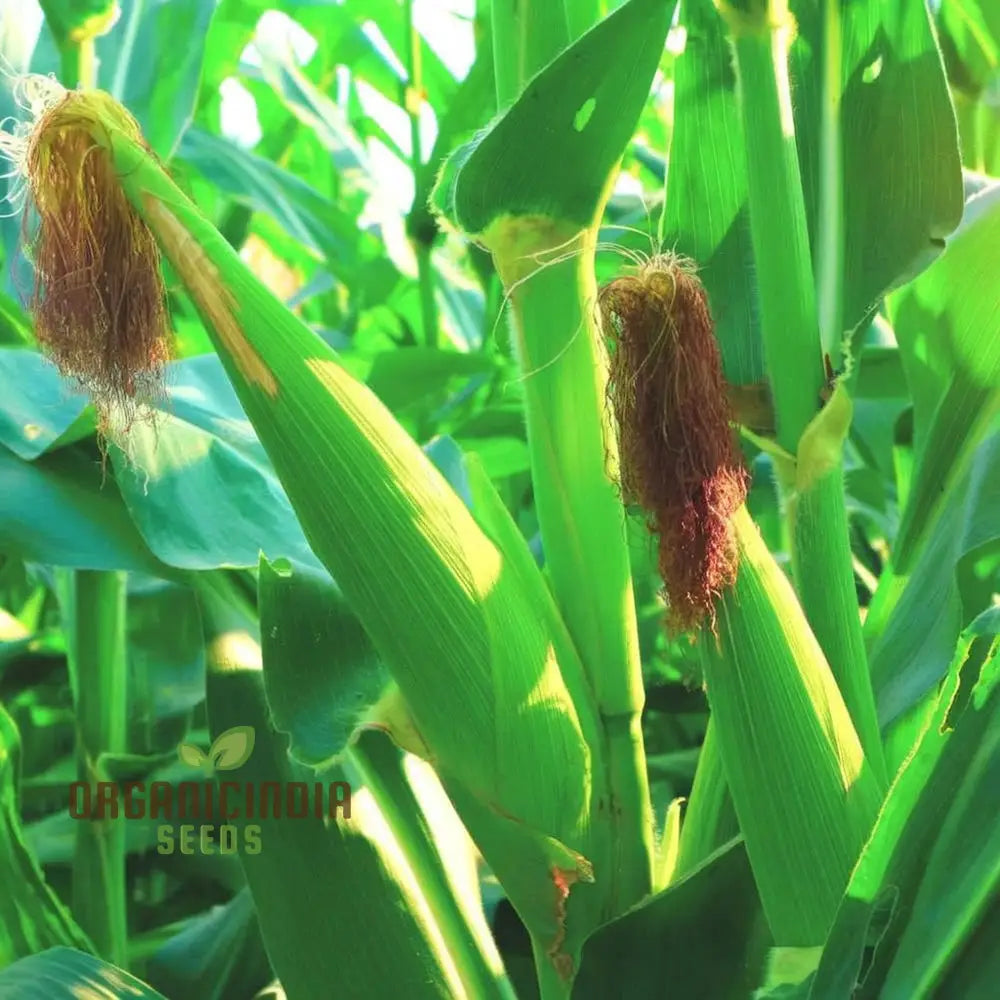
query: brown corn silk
22 91 169 423
599 254 749 633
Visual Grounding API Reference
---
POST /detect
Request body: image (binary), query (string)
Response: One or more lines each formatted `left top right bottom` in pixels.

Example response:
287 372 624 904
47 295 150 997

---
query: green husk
16 85 613 985
702 506 883 944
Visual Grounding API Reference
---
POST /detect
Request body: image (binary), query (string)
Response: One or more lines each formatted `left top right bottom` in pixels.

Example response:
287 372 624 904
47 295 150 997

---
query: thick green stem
723 1 886 782
491 219 654 911
482 10 655 987
59 36 96 90
56 569 128 968
728 9 824 446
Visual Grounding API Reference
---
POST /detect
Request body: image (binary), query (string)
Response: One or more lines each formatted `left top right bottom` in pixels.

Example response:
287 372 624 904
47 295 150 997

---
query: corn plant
0 0 998 998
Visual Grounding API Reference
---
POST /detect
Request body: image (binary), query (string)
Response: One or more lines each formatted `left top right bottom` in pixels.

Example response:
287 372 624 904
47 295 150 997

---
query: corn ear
13 87 613 978
702 506 883 944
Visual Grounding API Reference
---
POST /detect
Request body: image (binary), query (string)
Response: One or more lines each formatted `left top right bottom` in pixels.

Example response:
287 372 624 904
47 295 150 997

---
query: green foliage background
0 0 998 997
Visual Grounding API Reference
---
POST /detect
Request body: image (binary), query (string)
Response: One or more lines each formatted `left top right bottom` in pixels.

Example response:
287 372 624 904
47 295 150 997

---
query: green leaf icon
177 742 208 768
210 726 255 770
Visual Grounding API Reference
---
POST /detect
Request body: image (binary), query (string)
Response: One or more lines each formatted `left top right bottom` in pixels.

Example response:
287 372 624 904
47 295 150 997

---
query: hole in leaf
863 55 883 83
573 98 596 132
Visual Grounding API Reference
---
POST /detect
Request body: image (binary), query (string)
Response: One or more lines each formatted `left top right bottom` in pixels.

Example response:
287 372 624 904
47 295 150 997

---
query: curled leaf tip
3 79 171 426
599 253 749 634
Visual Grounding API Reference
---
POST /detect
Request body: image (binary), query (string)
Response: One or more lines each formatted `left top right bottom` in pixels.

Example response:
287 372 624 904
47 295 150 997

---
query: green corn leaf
94 0 216 158
0 350 322 575
176 127 368 270
880 673 1000 996
0 947 167 998
106 356 325 573
665 0 764 384
258 558 389 769
572 837 770 1000
257 551 513 998
203 626 464 1000
666 0 962 385
938 0 1000 99
325 0 459 113
888 184 1000 575
251 38 376 195
0 349 90 460
366 347 498 415
809 607 1000 999
931 897 1000 998
124 578 205 742
0 445 169 574
434 0 675 232
870 431 1000 733
0 705 92 969
144 887 270 1000
564 0 616 41
195 0 271 112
